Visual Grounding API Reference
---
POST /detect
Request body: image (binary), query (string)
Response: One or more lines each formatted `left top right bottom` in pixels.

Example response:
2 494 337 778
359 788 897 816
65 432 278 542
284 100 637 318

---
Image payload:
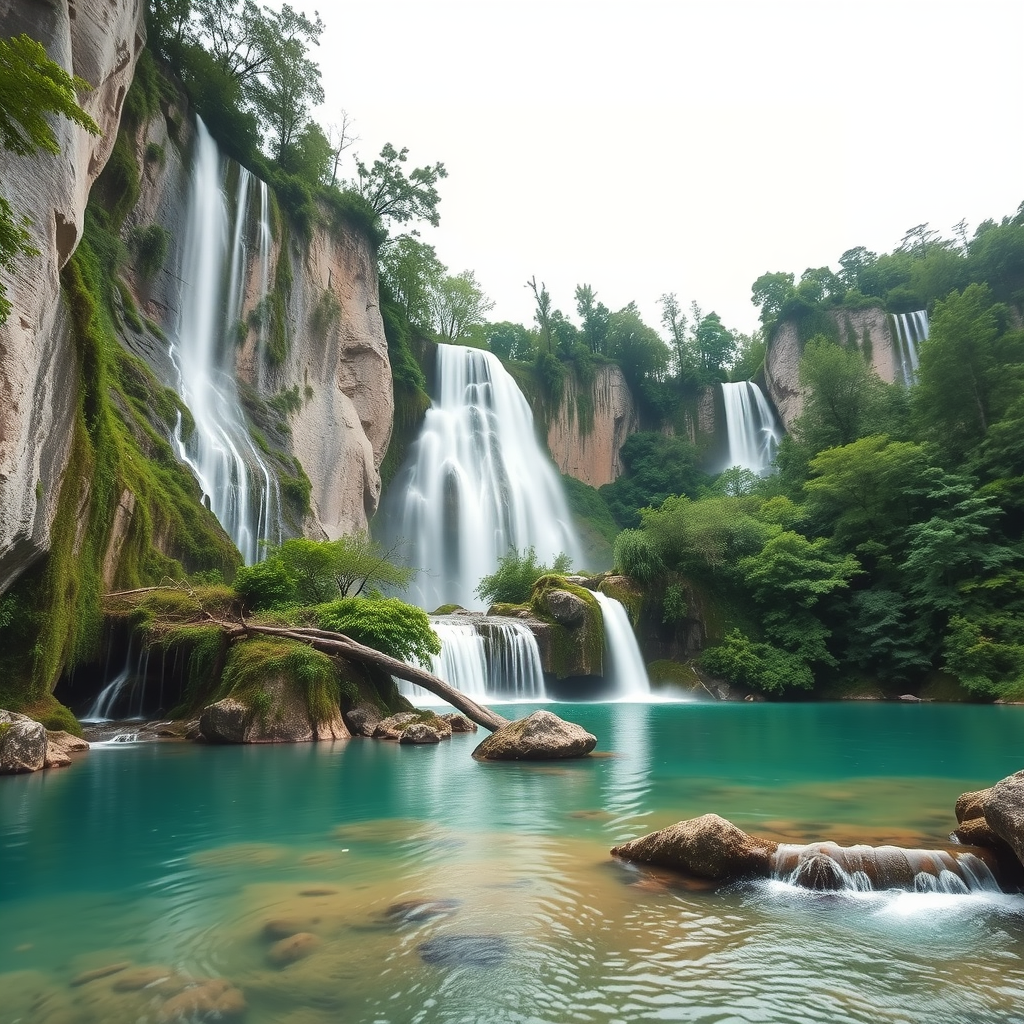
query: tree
750 271 794 333
486 321 534 362
606 302 669 394
327 109 358 187
693 311 735 380
576 283 609 355
797 266 844 305
526 275 553 352
475 546 572 606
0 33 101 321
430 269 494 343
659 292 691 378
379 234 444 328
355 143 447 228
837 246 877 289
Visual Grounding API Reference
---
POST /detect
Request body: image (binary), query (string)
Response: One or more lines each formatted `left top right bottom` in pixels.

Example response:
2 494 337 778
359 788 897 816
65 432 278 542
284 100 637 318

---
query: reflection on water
2 702 1024 1023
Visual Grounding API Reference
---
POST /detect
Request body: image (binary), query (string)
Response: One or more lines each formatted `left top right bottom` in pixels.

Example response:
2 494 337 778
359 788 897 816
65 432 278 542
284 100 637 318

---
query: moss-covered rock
528 576 604 679
472 709 596 761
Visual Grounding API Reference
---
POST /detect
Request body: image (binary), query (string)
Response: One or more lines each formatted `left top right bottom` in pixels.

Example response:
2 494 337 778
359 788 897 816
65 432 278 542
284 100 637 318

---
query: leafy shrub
234 558 295 610
318 597 440 664
475 546 572 606
700 629 813 693
613 529 664 583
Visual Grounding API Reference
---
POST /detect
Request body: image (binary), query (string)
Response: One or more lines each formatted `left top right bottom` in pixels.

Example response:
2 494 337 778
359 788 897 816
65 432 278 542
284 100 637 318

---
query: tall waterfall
719 381 782 475
386 344 580 609
892 310 930 385
170 119 282 565
401 617 548 702
593 592 650 699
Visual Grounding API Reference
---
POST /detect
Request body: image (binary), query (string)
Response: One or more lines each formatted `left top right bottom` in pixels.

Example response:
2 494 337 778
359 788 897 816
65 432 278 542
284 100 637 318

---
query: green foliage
476 547 573 606
317 597 440 665
94 129 141 230
701 630 813 694
129 225 171 280
613 529 665 584
234 558 295 610
280 460 312 516
355 142 447 228
309 287 341 337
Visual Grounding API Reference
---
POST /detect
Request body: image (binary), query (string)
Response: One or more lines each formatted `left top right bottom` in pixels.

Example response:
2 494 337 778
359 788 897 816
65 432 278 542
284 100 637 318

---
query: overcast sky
291 0 1022 337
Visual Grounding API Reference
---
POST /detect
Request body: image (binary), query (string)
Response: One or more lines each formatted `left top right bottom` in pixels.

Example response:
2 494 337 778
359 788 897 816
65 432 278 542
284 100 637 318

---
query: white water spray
593 592 650 699
170 119 282 565
719 382 782 475
386 344 580 609
892 310 930 385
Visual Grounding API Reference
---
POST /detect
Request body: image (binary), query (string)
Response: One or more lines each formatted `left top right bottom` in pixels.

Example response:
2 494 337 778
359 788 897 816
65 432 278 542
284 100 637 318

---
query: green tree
486 320 534 362
317 597 440 665
355 143 447 228
526 275 553 353
430 269 494 343
0 33 101 321
576 283 609 355
750 271 794 334
379 234 445 328
475 546 572 606
693 310 735 381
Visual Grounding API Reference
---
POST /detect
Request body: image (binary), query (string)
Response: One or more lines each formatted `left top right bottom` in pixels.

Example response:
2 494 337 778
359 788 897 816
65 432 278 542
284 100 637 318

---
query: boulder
198 698 250 744
45 729 89 768
611 813 778 880
313 710 350 741
400 723 441 745
441 713 478 733
984 769 1024 868
373 712 420 740
472 709 596 761
267 932 320 967
536 588 589 628
0 718 47 774
344 703 383 737
955 787 991 823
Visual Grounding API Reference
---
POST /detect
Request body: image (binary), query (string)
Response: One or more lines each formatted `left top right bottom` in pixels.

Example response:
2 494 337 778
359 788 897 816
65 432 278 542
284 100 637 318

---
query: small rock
441 713 477 733
472 709 596 761
899 694 922 702
373 712 420 740
69 962 131 987
400 723 441 744
418 934 510 968
158 978 245 1021
384 898 461 923
262 917 318 941
112 966 179 992
267 932 321 967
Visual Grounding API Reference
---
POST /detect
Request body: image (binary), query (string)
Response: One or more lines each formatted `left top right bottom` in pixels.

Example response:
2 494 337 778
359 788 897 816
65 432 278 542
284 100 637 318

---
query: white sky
291 0 1021 336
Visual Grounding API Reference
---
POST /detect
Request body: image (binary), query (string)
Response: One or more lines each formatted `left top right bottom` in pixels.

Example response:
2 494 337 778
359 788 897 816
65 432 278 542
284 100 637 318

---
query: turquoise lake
2 701 1023 1023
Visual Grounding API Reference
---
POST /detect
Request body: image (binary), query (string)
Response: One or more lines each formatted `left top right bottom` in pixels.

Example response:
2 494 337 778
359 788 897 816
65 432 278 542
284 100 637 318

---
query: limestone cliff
0 0 145 590
764 306 905 430
546 364 638 487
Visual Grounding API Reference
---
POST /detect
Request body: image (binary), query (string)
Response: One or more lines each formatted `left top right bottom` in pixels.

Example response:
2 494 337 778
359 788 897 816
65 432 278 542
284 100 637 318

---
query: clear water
3 702 1023 1024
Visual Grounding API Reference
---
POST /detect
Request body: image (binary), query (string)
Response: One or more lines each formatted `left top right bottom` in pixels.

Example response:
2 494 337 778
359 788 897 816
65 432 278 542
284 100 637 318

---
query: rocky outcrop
198 676 349 744
611 813 778 880
472 709 596 761
765 307 907 431
546 364 638 487
0 0 146 592
956 770 1024 881
0 710 89 773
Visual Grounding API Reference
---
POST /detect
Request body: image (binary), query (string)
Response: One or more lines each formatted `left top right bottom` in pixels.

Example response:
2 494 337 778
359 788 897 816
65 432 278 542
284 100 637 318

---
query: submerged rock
472 709 596 761
383 898 461 924
267 932 321 967
611 813 778 880
418 934 510 968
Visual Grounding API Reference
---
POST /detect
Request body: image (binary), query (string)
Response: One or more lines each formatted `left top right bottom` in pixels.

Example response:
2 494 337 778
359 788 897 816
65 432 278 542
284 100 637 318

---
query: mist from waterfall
719 381 782 475
892 310 930 385
386 344 580 610
170 118 282 565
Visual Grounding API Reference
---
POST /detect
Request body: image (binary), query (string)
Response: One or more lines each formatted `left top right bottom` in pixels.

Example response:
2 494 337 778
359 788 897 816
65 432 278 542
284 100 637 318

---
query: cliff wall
546 364 638 488
0 0 145 590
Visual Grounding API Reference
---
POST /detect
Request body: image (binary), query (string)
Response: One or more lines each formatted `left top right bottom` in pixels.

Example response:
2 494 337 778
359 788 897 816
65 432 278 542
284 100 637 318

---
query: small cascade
170 118 282 566
719 382 782 475
82 641 151 722
383 344 580 609
891 310 930 385
402 617 547 702
771 842 1002 894
254 178 272 391
592 592 651 699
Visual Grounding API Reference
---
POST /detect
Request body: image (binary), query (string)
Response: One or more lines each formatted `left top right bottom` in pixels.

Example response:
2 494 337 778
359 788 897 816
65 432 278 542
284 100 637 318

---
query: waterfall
771 842 1001 894
169 118 282 565
385 344 580 609
401 617 548 702
892 310 930 385
719 382 782 475
592 592 650 699
82 640 152 722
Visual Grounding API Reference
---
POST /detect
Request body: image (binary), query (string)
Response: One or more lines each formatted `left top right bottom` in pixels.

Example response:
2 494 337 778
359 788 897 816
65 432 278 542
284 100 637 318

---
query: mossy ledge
529 575 605 680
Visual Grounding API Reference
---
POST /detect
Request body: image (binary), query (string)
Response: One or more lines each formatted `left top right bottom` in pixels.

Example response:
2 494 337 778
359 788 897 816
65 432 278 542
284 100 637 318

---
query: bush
700 629 813 694
318 597 440 664
234 558 295 610
475 546 572 606
613 529 665 583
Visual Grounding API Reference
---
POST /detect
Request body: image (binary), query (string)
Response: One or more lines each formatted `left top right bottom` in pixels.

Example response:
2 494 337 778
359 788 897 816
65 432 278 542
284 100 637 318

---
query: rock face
611 813 778 880
952 772 1024 884
546 364 639 487
472 709 596 761
0 0 146 592
199 676 347 744
765 307 907 431
978 770 1024 869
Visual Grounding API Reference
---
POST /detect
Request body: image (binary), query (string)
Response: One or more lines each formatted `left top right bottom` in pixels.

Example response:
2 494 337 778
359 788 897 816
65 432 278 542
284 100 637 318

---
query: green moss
149 624 229 716
116 279 143 332
93 129 140 230
280 459 312 516
130 224 170 280
0 722 9 740
309 288 341 337
647 659 704 692
431 604 465 615
529 575 604 679
598 576 644 625
264 224 293 366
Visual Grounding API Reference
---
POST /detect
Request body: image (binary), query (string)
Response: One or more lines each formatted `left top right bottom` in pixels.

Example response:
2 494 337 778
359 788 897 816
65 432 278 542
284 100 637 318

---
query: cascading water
592 591 651 699
891 310 930 385
719 381 782 475
82 640 151 722
170 119 282 565
384 344 580 610
401 617 547 702
770 842 1002 894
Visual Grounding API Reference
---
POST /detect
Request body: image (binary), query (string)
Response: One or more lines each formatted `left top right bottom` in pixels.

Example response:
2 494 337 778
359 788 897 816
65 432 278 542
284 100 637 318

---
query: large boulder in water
0 713 47 773
983 770 1024 869
611 813 778 880
472 709 596 761
472 709 596 760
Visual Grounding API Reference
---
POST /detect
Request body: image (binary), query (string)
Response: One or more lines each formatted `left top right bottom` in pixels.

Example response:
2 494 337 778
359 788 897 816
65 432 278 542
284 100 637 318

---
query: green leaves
475 547 572 607
356 143 447 228
317 597 440 665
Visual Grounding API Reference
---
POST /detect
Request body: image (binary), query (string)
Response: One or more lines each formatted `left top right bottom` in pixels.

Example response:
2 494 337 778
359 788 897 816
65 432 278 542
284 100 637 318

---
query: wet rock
112 966 181 992
789 852 848 891
536 588 589 628
0 717 47 773
400 723 442 744
373 712 420 740
611 813 778 881
952 815 1004 849
441 713 478 733
472 709 596 761
157 978 246 1021
418 934 510 968
198 698 250 744
314 710 351 741
984 769 1024 869
262 917 319 941
343 703 382 737
956 787 991 823
383 898 461 924
45 730 88 768
69 962 131 986
268 932 321 967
